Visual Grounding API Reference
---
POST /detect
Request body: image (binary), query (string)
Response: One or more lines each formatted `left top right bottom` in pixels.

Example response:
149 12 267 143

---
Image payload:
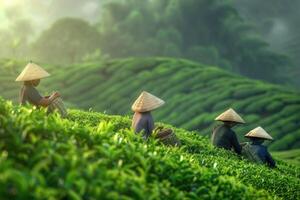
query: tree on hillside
97 0 291 84
234 0 300 87
32 18 101 64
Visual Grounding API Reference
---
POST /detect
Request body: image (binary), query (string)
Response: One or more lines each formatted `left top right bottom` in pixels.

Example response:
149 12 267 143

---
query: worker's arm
143 115 155 140
231 131 242 154
38 92 61 107
265 149 276 168
240 142 247 147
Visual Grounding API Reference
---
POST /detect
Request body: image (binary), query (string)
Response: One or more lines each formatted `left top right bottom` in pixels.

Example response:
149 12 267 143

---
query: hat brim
16 74 50 82
216 119 245 124
245 135 273 141
132 101 165 112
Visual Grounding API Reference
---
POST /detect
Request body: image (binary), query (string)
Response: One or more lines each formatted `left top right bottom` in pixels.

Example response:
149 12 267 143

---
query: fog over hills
2 0 299 50
1 0 299 87
0 0 101 38
234 0 300 63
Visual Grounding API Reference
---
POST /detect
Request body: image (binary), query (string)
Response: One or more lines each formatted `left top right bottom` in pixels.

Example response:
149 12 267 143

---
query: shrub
1 98 288 199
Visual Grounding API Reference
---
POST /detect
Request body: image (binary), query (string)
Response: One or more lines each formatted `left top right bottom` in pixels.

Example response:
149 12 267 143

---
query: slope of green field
272 149 300 166
0 58 299 151
0 98 299 199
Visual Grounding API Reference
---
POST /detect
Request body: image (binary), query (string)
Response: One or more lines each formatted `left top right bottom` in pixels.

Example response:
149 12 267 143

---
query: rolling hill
0 97 299 199
0 57 299 151
273 149 300 166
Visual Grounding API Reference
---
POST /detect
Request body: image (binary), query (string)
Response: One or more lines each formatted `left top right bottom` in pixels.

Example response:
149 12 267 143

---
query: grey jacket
20 85 42 106
211 124 242 154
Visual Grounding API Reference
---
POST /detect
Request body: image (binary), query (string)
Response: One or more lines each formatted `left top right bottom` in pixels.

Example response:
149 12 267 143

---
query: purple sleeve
147 116 155 134
145 114 155 139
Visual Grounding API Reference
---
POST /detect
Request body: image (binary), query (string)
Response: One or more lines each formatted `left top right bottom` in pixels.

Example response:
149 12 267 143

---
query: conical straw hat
132 91 165 112
245 127 273 140
16 62 50 82
215 108 245 123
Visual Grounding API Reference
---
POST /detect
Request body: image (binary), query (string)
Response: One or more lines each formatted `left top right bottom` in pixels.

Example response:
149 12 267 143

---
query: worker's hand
240 142 247 147
50 91 60 100
154 126 164 131
53 91 61 98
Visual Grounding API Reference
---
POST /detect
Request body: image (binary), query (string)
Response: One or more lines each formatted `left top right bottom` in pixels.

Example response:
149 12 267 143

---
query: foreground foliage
0 98 299 199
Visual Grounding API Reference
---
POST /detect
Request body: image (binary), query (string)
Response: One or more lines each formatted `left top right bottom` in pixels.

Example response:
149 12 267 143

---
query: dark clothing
132 112 154 139
211 124 242 154
242 142 276 168
20 85 42 106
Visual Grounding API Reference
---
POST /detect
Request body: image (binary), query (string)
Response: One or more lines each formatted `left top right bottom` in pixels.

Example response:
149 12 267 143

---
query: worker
16 61 67 117
212 108 245 154
242 126 276 168
131 91 164 140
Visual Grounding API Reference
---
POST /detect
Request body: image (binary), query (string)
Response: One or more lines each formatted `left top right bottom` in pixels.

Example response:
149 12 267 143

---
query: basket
48 97 68 118
155 127 181 146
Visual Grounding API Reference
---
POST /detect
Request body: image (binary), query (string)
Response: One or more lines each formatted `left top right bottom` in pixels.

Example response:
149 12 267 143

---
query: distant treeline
0 0 297 87
234 0 300 87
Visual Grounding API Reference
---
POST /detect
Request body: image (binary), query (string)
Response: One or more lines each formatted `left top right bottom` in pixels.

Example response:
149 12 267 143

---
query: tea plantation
0 98 299 199
273 149 300 166
0 58 299 151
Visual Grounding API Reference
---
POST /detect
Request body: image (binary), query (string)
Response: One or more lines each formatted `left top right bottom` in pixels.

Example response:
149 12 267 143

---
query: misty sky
0 0 101 34
0 0 299 56
234 0 300 54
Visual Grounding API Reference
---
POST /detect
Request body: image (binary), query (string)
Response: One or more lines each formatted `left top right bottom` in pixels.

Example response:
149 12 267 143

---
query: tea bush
1 98 299 199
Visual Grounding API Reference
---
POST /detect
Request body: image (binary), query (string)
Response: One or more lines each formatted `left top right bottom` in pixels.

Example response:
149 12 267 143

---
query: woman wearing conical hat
16 62 61 107
242 127 276 168
212 108 245 154
131 91 165 140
